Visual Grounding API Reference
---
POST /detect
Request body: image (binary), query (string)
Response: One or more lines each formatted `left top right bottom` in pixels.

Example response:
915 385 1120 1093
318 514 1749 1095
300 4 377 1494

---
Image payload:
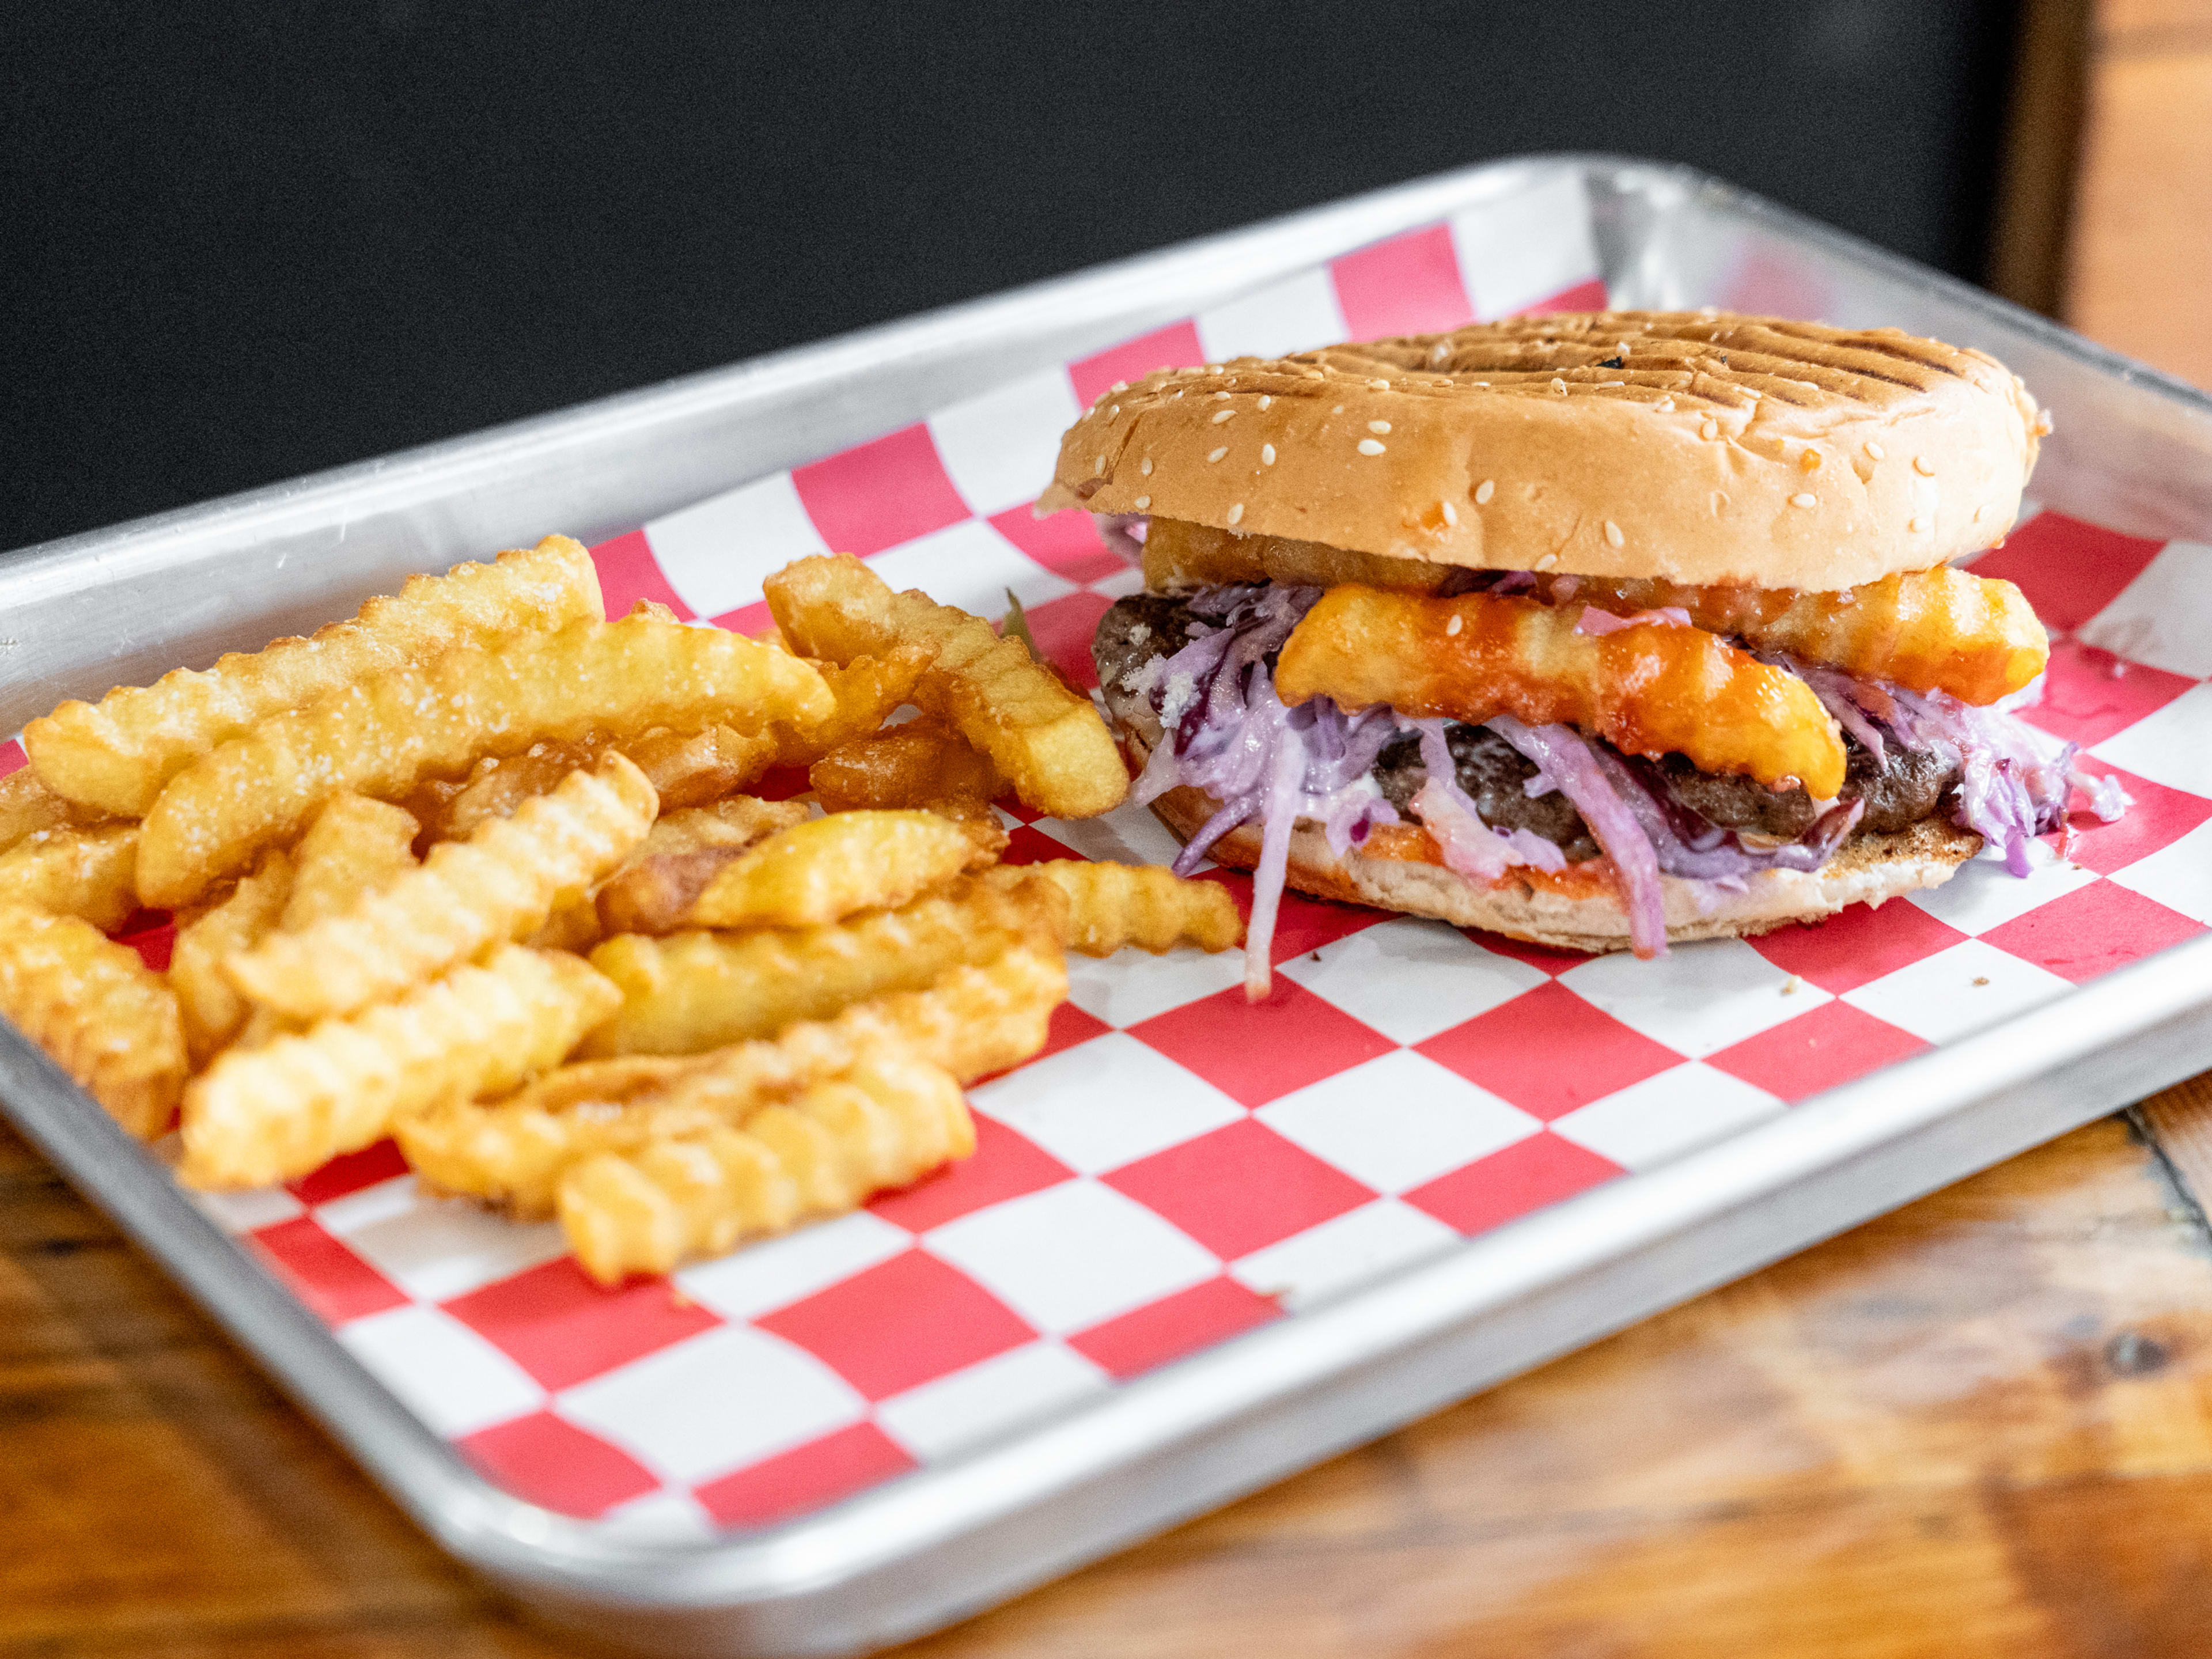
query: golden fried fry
397 946 1063 1215
1276 585 1847 797
0 905 185 1139
179 945 619 1189
172 851 296 1066
593 797 810 935
789 646 931 757
582 875 1063 1056
0 823 140 931
226 755 657 1022
438 740 606 840
766 555 1127 817
918 796 1009 868
1566 566 2047 704
281 794 420 933
808 715 1002 811
24 537 604 817
619 725 778 809
982 859 1241 956
528 896 604 954
0 767 107 855
557 1051 971 1283
137 612 834 907
680 809 976 931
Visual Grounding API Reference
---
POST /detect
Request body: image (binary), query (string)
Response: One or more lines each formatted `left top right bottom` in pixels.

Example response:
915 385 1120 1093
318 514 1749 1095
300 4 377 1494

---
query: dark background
6 0 2024 556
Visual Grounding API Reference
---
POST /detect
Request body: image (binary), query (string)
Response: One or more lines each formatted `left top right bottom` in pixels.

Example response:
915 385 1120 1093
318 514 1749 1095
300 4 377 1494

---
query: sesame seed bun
1041 312 2043 592
1118 722 1983 954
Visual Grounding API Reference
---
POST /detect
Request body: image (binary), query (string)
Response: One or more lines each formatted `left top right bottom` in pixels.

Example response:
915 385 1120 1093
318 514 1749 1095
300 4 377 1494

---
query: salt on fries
0 905 186 1140
2 531 1237 1283
25 536 604 817
766 554 1129 817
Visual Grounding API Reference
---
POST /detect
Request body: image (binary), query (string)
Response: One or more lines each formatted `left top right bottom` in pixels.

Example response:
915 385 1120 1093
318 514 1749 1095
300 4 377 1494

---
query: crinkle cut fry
680 809 980 930
172 849 296 1066
0 823 140 931
0 767 107 856
581 874 1066 1056
1565 566 2048 705
179 945 620 1190
0 905 185 1140
808 715 1003 812
23 536 605 817
136 612 834 907
395 945 1065 1217
226 753 658 1022
1274 584 1847 797
558 1049 973 1283
764 554 1128 819
281 794 420 933
982 859 1242 957
593 796 811 937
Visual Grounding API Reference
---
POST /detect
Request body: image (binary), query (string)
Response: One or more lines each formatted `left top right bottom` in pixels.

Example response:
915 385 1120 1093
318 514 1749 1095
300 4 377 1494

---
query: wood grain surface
10 1077 2212 1659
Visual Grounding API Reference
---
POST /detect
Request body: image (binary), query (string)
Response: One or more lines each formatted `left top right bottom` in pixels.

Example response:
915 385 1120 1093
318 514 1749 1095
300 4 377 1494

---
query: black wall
6 1 2019 555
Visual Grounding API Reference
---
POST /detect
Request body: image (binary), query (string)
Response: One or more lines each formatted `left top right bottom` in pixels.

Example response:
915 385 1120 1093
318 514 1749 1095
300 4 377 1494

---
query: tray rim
6 150 2212 1650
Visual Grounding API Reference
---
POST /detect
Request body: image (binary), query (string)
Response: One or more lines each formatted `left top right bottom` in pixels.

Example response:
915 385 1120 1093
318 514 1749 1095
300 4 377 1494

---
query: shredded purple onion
1410 719 1566 880
1573 604 1694 636
1092 513 1149 569
1486 716 1671 957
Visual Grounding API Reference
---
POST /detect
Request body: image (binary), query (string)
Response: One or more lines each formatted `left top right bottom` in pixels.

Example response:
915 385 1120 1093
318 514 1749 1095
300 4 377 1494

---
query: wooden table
13 13 2212 1656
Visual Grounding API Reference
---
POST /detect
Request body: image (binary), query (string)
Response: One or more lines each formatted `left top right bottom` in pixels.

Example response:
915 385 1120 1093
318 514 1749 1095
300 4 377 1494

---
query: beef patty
1092 592 1961 855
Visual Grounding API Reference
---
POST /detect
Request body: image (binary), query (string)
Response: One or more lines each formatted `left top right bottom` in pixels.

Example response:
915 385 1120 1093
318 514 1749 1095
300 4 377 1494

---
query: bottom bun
1130 736 1983 955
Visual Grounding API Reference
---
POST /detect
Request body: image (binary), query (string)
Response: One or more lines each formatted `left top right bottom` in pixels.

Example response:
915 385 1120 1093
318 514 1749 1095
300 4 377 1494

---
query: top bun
1041 311 2044 590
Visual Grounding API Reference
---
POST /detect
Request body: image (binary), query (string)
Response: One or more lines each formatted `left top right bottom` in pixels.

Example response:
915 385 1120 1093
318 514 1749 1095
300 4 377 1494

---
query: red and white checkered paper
20 174 2212 1540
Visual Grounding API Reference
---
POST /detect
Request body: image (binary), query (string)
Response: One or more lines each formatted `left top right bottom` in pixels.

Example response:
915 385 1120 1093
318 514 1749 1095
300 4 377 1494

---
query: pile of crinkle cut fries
0 537 1240 1282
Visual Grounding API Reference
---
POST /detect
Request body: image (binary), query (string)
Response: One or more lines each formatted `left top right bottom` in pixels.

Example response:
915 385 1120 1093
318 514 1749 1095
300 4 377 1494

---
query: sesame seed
1134 495 1150 510
1865 441 1885 459
1535 552 1559 571
1475 381 1490 388
1908 516 1926 532
1475 479 1495 505
1108 405 1120 418
1600 380 1624 388
1095 456 1107 475
1259 395 1272 410
1441 501 1459 527
1206 365 1222 374
1141 457 1153 476
1656 397 1675 412
1357 438 1387 456
1215 390 1232 400
1551 378 1567 394
1790 493 1816 508
1369 377 1391 389
1262 444 1277 465
1212 409 1235 424
1111 381 1128 393
1206 446 1228 463
1304 369 1325 380
1604 520 1624 547
1445 613 1464 635
1368 420 1391 435
1332 404 1344 414
1700 418 1719 440
1913 456 1934 475
1227 502 1245 525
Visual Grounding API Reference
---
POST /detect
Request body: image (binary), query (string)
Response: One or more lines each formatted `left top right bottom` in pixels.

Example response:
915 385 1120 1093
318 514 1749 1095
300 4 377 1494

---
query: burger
1038 310 2127 994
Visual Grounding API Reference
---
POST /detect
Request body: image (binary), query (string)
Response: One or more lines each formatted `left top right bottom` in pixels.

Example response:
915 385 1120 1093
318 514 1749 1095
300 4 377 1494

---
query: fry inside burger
1041 311 2127 994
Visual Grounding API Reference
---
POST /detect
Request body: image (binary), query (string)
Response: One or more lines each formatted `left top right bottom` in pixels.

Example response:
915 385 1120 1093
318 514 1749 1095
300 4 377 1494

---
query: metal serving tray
6 155 2212 1656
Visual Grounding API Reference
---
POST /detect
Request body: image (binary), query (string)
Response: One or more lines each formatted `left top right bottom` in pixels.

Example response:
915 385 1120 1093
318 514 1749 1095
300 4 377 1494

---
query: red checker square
1129 976 1396 1108
745 764 815 804
1971 513 2166 633
1331 225 1475 342
459 1410 658 1518
1105 1117 1374 1260
1511 276 1609 317
695 1421 915 1529
1000 823 1085 865
1983 881 2205 984
1196 868 1390 965
0 738 24 777
710 598 774 637
251 1218 408 1325
1417 982 1679 1121
1069 320 1206 411
1462 927 1586 977
288 1137 411 1206
442 1258 721 1392
591 529 696 621
755 1248 1035 1402
790 424 971 557
1020 589 1117 691
988 503 1124 585
2028 638 2195 749
1749 899 1968 995
1067 1275 1281 1380
1028 998 1113 1069
868 1115 1074 1233
113 912 174 973
2060 763 2212 874
1403 1131 1620 1237
1707 1001 1929 1103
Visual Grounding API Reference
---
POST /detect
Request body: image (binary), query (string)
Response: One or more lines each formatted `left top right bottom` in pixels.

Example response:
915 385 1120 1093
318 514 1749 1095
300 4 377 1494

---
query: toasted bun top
1041 311 2044 590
